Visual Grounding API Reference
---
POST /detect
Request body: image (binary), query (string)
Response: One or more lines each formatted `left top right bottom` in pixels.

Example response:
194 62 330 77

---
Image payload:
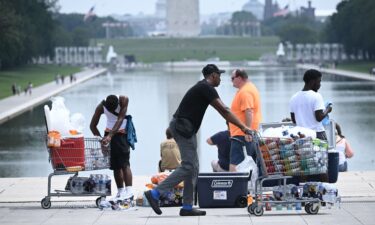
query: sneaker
179 208 206 216
115 190 123 198
99 200 112 209
120 191 134 201
144 190 162 215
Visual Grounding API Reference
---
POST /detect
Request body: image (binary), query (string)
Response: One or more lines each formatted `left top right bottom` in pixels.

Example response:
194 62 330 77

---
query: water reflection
0 68 374 177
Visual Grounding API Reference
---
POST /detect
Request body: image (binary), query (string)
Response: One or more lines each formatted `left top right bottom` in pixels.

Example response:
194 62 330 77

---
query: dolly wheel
96 196 105 208
253 206 264 216
41 198 51 209
305 202 319 215
236 196 248 208
247 204 256 214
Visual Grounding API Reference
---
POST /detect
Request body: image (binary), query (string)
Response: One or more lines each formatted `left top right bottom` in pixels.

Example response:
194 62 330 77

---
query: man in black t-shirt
144 64 252 217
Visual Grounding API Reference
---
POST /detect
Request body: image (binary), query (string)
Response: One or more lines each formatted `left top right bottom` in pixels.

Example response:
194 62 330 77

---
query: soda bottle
264 194 271 211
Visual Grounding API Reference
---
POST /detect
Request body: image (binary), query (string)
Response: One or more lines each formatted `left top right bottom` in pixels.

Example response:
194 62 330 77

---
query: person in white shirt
335 123 354 172
289 69 332 140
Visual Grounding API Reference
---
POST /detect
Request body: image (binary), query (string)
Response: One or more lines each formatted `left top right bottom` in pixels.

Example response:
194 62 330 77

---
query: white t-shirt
289 90 325 132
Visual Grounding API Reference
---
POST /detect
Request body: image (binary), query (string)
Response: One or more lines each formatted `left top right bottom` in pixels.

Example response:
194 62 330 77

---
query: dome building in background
242 0 264 21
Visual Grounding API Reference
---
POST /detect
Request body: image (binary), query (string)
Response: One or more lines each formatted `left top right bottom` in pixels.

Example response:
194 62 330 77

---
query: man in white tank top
90 95 133 200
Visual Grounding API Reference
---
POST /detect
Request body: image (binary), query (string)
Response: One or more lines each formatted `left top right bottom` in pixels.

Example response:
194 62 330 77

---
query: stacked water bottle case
66 174 111 195
259 137 328 177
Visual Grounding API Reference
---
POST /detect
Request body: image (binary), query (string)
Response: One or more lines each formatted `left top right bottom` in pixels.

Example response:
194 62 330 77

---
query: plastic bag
70 113 85 133
49 97 73 136
263 125 316 139
47 97 85 136
236 147 258 194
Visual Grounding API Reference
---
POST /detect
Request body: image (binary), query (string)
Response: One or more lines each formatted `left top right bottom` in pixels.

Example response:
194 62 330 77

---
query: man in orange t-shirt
229 69 262 172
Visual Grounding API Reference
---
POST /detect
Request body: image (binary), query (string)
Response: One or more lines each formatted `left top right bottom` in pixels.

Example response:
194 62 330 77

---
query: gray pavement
0 67 107 124
0 171 374 225
297 64 375 81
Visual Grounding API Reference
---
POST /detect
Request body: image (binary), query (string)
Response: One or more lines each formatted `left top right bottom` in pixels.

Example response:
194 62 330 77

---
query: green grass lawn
337 61 375 74
0 65 80 99
95 36 280 62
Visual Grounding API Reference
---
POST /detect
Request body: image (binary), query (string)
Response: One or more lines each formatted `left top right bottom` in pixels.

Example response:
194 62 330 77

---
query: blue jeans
230 136 256 165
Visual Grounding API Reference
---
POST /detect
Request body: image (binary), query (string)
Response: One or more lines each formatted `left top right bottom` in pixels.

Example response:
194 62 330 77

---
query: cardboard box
197 172 249 208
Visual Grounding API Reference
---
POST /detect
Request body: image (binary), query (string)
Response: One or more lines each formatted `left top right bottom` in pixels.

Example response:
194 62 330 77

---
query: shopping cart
247 128 340 216
41 136 111 209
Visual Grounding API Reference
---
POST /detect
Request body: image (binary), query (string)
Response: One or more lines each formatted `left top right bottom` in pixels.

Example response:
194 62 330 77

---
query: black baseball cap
202 64 226 76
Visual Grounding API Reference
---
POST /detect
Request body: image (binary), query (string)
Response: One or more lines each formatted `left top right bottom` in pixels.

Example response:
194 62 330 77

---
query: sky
58 0 342 17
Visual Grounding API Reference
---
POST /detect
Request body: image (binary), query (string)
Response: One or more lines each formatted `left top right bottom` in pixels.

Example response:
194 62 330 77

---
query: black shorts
105 132 130 170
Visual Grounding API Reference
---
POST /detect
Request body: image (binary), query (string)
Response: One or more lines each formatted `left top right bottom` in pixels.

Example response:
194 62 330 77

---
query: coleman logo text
211 180 233 188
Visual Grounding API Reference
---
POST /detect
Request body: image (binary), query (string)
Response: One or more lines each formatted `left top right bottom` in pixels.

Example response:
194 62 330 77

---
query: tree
262 14 323 44
278 24 318 44
72 28 90 46
0 1 23 68
230 11 258 36
0 0 57 69
324 0 375 59
216 11 258 36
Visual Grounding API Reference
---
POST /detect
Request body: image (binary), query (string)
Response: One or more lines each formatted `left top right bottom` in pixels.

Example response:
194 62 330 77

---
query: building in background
242 0 264 21
300 1 316 20
263 0 280 20
155 0 167 18
166 0 200 37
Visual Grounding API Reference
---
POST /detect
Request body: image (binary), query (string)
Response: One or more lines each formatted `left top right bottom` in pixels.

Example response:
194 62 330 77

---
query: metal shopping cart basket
247 129 340 216
41 135 111 209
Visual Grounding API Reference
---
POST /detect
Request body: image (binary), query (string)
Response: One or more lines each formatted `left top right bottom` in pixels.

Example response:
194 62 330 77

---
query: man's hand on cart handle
242 127 254 142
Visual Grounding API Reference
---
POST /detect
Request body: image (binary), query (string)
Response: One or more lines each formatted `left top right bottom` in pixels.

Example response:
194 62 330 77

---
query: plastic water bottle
282 125 289 136
295 202 302 210
322 102 332 126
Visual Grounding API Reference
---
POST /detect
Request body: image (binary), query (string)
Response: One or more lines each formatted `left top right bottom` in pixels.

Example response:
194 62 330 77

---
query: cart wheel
41 198 51 209
305 202 319 215
236 196 248 208
247 204 255 214
253 206 264 216
96 196 105 208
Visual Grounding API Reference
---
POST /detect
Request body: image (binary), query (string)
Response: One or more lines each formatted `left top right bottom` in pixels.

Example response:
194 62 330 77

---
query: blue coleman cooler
197 172 249 208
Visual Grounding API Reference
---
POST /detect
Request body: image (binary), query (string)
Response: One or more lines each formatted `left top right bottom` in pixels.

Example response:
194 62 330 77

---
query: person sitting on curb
158 128 181 172
206 123 231 172
335 123 354 172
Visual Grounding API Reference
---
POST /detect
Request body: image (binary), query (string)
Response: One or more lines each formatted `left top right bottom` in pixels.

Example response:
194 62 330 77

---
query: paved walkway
0 171 374 225
297 64 375 81
0 67 107 124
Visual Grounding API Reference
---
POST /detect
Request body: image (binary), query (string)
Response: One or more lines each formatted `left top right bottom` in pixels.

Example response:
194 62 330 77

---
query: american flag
84 6 96 22
273 5 289 17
